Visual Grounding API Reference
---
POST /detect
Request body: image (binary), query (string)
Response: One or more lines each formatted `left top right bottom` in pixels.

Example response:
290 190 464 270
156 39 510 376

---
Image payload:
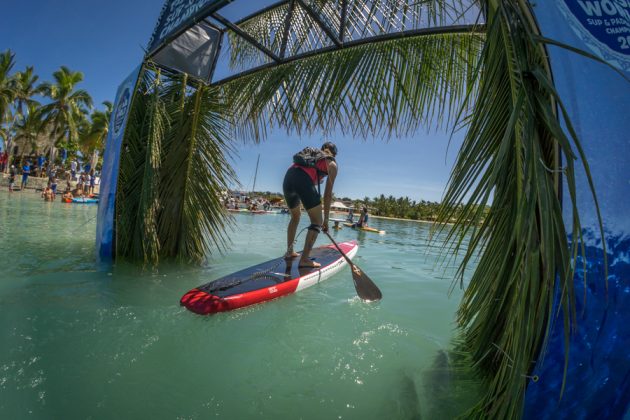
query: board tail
180 289 229 314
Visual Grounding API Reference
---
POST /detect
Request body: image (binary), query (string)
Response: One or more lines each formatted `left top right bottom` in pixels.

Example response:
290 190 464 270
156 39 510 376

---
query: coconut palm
12 103 44 156
0 50 16 126
79 101 113 167
12 66 44 119
0 51 16 167
40 66 93 161
116 69 237 264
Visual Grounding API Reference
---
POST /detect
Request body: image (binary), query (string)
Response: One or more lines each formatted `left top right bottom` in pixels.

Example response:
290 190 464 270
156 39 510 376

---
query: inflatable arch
95 1 630 417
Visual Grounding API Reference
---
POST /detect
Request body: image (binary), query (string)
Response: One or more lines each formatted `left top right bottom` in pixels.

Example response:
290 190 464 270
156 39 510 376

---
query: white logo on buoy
113 88 131 138
558 0 630 71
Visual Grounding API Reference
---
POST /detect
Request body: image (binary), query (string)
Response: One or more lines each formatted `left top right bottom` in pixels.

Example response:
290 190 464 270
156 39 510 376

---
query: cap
321 141 338 157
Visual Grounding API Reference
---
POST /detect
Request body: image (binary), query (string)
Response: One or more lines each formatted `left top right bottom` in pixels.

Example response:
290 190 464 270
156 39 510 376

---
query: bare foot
284 251 299 259
299 259 321 268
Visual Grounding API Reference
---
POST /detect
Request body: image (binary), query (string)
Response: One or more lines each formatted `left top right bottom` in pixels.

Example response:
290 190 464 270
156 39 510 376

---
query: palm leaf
434 2 607 417
220 30 484 141
133 69 168 265
226 0 479 70
115 68 237 264
116 68 153 258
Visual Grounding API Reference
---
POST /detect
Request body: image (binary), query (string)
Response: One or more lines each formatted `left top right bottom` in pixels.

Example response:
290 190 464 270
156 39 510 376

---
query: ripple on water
0 193 476 418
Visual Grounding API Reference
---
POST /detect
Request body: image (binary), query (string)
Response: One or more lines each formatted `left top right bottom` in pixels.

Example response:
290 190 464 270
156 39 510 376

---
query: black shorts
283 167 321 210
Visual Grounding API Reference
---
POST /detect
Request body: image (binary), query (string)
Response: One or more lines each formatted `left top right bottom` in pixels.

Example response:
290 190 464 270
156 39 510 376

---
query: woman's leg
299 204 323 268
285 206 301 258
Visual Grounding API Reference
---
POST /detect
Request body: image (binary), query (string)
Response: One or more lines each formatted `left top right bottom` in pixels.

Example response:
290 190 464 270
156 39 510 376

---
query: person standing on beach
0 150 7 172
8 165 16 192
50 176 58 199
70 159 77 180
37 154 45 177
283 142 338 268
20 161 31 190
88 169 95 195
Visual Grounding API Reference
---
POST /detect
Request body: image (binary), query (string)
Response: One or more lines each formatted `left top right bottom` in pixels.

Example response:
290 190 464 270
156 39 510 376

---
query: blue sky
0 0 464 202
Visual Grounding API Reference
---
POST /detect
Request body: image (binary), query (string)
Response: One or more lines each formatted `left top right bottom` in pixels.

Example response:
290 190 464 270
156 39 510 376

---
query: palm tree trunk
3 137 11 174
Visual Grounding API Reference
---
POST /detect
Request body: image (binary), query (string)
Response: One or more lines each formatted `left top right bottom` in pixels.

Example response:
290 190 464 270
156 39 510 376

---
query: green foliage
115 67 237 264
435 2 607 418
0 50 16 127
12 103 45 153
79 101 113 158
12 66 44 118
40 66 93 152
220 31 483 141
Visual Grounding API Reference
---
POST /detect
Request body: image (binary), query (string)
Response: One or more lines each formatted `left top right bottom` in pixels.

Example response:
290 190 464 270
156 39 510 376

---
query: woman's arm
322 161 338 230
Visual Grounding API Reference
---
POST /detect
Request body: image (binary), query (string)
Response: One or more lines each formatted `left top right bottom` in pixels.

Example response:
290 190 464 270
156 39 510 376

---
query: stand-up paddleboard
330 218 349 230
181 241 358 315
343 223 385 235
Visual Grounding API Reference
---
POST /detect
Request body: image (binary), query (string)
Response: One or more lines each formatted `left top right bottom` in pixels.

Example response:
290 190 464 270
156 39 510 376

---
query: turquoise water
0 190 475 419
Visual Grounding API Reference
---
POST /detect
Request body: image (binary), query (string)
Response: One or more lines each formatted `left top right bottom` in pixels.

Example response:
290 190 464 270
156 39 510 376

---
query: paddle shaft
323 230 356 268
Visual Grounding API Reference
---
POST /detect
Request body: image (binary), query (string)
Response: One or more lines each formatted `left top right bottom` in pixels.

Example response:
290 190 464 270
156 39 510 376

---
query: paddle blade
351 265 382 302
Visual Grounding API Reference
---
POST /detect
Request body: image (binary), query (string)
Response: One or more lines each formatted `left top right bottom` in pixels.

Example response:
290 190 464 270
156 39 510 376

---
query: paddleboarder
354 207 369 228
283 142 338 268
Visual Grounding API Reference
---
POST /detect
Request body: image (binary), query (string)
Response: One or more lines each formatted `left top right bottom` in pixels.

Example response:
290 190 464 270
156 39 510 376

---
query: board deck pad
202 246 344 297
181 241 358 315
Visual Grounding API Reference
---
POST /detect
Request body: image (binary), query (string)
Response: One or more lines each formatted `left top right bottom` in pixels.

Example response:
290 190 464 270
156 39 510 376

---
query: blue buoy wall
525 2 630 418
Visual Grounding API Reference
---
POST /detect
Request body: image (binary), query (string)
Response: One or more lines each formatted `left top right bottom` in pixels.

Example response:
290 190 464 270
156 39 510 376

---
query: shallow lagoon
0 190 474 418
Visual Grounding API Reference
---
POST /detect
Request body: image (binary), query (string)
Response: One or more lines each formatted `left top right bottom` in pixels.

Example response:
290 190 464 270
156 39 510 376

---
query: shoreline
370 214 435 224
331 211 451 225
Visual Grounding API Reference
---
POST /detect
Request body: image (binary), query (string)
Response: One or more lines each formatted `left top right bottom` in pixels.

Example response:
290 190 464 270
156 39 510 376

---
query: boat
343 222 385 235
180 241 358 315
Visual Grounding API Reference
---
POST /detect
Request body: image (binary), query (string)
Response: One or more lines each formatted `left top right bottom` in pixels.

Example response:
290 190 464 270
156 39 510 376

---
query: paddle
323 230 382 302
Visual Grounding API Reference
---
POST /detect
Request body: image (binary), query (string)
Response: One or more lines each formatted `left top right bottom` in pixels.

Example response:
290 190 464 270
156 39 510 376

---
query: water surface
0 191 474 419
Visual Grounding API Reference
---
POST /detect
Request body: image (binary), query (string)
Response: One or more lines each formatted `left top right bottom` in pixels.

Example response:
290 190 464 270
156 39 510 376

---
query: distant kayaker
283 142 338 268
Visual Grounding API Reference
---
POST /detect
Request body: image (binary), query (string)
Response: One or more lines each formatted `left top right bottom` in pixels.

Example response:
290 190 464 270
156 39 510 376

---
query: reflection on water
0 191 478 418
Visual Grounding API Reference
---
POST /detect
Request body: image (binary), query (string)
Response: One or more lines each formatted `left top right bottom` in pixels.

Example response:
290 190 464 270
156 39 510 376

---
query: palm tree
4 66 45 172
0 50 15 125
80 101 113 169
12 104 44 156
40 66 93 163
12 66 43 119
0 50 16 170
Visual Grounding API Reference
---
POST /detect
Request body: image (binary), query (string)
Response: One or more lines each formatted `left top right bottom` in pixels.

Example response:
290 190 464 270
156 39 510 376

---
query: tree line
0 49 111 172
347 194 486 222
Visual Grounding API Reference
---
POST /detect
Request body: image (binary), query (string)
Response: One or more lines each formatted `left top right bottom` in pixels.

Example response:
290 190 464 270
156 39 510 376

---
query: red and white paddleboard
180 241 358 315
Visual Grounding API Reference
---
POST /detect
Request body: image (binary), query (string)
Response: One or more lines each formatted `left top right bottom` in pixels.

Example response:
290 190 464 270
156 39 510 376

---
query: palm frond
0 50 17 124
116 69 154 258
227 0 479 70
115 69 237 264
434 2 606 417
220 30 484 141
